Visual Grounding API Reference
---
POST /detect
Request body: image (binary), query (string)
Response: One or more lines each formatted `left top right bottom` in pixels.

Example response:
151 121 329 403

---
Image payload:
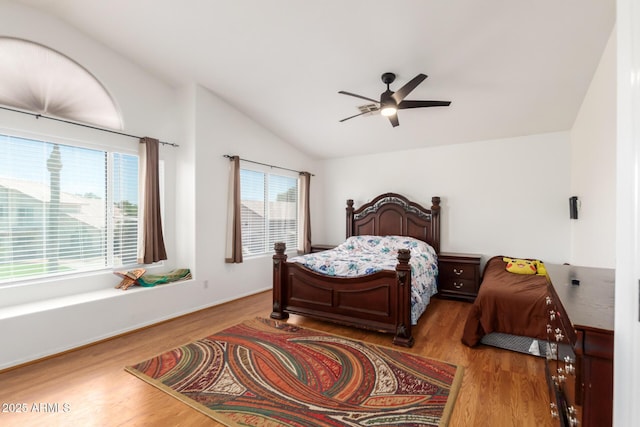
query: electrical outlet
204 280 209 289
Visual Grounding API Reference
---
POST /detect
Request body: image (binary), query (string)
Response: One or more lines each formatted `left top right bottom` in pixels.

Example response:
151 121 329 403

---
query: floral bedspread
288 235 439 324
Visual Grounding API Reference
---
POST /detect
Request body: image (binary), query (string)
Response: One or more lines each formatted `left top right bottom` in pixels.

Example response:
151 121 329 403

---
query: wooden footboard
271 242 414 347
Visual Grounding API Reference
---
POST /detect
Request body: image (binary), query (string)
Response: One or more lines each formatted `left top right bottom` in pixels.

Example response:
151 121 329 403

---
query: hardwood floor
0 291 553 426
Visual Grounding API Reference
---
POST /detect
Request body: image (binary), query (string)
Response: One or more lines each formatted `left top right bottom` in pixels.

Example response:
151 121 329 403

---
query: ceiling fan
339 72 451 127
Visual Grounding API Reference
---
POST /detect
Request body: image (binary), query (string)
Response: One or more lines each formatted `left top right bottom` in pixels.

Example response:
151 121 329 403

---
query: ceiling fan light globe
381 106 397 116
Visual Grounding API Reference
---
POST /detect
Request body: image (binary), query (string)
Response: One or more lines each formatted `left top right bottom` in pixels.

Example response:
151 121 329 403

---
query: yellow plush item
535 260 547 276
503 257 537 275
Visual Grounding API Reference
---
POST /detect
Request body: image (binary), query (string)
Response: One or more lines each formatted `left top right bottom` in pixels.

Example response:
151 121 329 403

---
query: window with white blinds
0 134 139 283
240 167 298 256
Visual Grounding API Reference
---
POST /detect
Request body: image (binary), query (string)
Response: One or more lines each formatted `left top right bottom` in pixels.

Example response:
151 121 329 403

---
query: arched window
0 37 122 129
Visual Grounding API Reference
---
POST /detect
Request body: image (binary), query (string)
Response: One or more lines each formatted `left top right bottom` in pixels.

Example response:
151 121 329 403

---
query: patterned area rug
126 318 463 426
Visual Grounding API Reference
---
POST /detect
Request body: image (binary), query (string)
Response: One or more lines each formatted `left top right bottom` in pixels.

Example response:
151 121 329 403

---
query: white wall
615 1 640 424
319 132 571 265
0 3 322 370
570 29 617 268
184 83 323 301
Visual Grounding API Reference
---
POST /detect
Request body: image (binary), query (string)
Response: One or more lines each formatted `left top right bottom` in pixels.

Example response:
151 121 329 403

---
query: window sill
0 279 192 321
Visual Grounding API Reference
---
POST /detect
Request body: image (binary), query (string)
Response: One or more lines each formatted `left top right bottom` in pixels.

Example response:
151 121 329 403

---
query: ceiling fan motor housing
381 72 396 85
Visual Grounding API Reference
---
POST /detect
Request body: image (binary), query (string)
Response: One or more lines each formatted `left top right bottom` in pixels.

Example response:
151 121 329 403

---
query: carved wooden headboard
345 193 441 253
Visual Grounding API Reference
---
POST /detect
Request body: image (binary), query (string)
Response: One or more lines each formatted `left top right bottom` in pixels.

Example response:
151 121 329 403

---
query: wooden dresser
545 264 615 427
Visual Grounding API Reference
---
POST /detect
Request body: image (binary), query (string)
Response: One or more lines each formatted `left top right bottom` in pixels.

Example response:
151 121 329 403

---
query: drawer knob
550 402 559 419
453 268 464 275
565 363 575 375
453 281 464 289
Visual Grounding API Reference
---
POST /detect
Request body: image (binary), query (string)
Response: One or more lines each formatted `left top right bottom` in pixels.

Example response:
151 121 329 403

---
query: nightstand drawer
582 329 614 359
439 278 477 293
440 264 476 280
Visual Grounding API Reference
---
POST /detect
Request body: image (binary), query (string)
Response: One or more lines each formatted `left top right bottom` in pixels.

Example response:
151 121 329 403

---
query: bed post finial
431 196 441 212
397 248 411 264
346 199 354 237
274 242 286 255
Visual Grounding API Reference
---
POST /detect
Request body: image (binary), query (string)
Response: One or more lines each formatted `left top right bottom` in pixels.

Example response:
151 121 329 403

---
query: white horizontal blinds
49 144 107 271
239 166 298 256
112 153 139 266
0 135 54 279
0 134 138 282
267 174 298 252
240 169 266 255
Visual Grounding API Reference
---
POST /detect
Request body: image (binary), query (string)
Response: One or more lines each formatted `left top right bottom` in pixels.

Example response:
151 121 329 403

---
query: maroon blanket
461 256 551 347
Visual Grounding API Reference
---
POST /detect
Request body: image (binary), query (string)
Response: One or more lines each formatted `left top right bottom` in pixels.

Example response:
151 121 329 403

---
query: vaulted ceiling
15 0 616 159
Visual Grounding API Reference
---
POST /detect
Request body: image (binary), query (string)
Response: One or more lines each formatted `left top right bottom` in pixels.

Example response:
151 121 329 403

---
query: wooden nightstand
310 244 335 253
437 252 482 301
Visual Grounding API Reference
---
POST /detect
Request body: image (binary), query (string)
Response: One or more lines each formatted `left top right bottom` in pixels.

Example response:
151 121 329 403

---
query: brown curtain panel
297 172 312 254
225 156 243 263
138 137 167 264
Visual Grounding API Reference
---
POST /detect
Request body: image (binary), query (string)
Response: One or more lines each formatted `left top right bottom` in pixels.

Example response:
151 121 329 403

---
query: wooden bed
461 255 574 349
270 193 441 347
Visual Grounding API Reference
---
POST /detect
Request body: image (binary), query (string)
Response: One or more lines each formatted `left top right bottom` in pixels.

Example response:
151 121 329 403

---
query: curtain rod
223 154 314 176
0 105 179 147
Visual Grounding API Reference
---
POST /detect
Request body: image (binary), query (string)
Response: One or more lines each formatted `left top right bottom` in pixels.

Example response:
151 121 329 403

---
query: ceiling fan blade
338 91 379 104
388 114 399 127
339 111 371 122
397 100 451 109
391 74 427 104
